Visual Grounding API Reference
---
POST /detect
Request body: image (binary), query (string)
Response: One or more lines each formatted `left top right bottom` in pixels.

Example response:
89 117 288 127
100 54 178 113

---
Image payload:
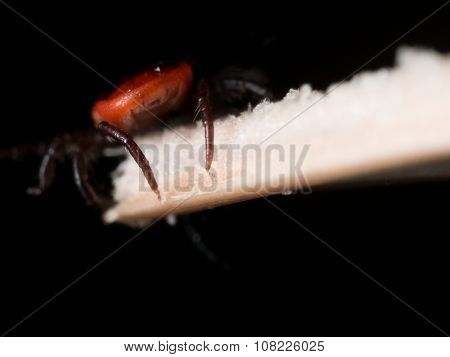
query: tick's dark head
91 62 194 132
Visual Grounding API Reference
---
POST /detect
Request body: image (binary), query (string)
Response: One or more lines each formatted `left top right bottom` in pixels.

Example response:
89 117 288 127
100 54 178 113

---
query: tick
3 62 272 207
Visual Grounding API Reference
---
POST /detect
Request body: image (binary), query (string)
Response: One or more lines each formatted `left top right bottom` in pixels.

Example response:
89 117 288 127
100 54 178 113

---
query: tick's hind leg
212 66 275 108
72 152 113 209
27 139 61 196
196 80 214 172
181 215 230 270
97 121 161 201
222 78 274 102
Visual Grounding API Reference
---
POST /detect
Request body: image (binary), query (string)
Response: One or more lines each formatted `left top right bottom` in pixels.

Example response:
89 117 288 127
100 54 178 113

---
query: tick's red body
91 62 194 132
91 62 214 201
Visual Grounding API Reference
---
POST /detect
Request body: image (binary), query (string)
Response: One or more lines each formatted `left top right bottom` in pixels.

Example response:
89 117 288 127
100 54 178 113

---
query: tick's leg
196 79 214 172
181 215 230 270
27 139 61 196
72 152 112 208
0 142 47 161
97 121 161 201
222 78 274 101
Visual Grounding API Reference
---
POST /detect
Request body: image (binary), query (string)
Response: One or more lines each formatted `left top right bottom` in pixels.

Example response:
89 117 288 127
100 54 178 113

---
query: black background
0 1 449 336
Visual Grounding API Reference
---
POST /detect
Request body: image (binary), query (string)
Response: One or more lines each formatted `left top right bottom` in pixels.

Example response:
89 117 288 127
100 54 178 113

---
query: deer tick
3 62 271 207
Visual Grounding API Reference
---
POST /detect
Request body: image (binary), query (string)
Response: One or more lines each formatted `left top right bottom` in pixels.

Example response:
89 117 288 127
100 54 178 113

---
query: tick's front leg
196 79 214 172
97 121 161 201
72 152 113 209
27 139 61 196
